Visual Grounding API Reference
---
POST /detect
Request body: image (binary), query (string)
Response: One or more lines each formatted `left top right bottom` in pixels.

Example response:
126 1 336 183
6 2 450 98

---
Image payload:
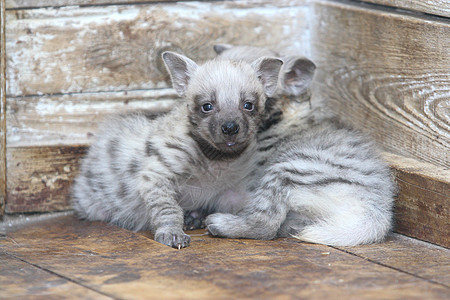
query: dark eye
243 102 254 111
202 103 214 112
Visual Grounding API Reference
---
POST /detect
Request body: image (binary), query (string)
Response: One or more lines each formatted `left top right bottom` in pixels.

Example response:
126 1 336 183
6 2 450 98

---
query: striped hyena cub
72 52 283 248
204 45 395 246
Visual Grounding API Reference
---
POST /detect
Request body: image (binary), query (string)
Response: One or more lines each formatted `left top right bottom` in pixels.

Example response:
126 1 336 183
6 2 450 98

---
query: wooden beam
384 153 450 248
360 0 450 18
0 0 6 216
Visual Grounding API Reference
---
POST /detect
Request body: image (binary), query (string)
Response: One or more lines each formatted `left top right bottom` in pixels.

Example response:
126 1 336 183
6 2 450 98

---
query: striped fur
205 45 395 246
72 47 395 248
72 52 283 248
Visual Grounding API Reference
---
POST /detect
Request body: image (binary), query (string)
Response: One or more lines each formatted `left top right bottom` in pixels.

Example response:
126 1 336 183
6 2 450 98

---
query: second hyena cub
72 52 283 248
205 44 396 246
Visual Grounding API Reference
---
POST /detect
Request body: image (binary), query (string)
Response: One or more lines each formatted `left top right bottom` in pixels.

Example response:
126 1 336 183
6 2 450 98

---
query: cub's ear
251 57 283 97
162 51 198 96
281 56 316 96
213 44 233 55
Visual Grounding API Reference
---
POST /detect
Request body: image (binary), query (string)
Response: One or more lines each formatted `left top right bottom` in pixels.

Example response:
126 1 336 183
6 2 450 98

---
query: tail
292 212 392 246
287 188 394 246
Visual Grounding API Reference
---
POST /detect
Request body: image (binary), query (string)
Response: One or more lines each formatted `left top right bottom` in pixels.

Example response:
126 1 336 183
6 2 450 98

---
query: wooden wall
2 0 449 247
312 0 449 247
3 0 312 212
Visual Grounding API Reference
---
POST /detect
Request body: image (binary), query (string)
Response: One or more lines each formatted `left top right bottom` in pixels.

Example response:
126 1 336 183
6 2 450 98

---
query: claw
178 244 181 250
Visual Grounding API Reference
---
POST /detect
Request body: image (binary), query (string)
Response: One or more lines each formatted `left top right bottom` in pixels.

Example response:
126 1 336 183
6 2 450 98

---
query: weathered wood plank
7 88 178 147
2 215 449 299
4 0 308 9
5 0 310 97
384 153 450 248
312 0 450 169
6 145 87 213
6 0 180 9
0 252 113 299
0 0 6 216
337 233 450 287
361 0 450 18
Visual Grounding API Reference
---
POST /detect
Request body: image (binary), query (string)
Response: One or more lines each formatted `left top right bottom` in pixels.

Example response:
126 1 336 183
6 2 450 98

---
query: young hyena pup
204 44 396 246
72 52 283 248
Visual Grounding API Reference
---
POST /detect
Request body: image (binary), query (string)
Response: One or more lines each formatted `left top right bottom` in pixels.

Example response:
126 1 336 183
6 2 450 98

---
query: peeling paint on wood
5 0 181 9
7 88 178 147
5 0 311 9
5 1 311 97
312 1 450 169
6 146 87 213
1 0 6 215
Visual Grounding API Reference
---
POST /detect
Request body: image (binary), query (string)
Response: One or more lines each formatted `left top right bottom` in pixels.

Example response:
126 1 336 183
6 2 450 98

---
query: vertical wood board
0 0 6 215
5 1 311 97
312 1 450 169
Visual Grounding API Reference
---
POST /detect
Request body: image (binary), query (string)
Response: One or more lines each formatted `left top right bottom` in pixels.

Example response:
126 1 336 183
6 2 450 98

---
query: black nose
221 121 240 135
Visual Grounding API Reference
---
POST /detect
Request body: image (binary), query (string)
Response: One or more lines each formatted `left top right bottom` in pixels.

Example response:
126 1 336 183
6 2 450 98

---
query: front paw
205 213 241 238
206 213 279 240
155 227 191 249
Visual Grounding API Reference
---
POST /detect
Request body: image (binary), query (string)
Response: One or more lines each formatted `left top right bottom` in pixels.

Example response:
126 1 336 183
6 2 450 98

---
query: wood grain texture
5 0 310 97
1 215 449 299
384 153 450 248
0 252 112 299
312 1 450 169
0 0 6 216
338 233 450 287
5 0 309 9
6 145 87 213
5 0 180 9
7 88 178 147
361 0 450 18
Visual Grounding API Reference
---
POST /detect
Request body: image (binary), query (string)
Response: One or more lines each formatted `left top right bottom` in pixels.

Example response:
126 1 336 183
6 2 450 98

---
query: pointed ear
281 56 316 96
213 44 233 55
251 57 283 97
162 51 198 96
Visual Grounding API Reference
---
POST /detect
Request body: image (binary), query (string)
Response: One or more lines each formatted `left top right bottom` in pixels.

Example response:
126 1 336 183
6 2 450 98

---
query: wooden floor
0 213 448 299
